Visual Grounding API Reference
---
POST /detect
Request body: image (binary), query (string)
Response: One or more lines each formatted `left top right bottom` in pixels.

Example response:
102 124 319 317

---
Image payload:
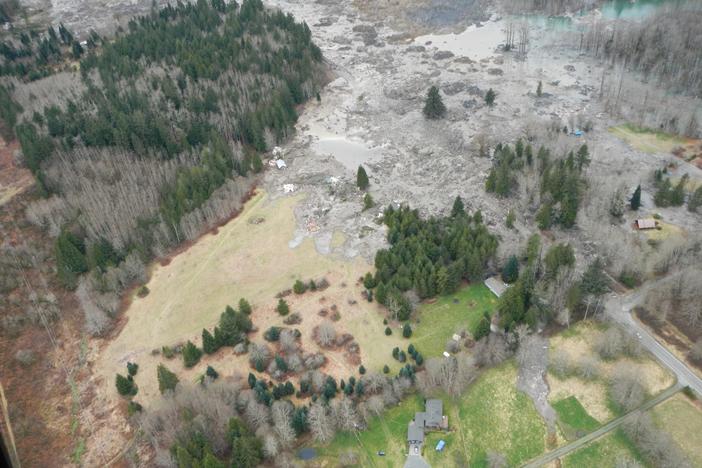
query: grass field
318 362 547 467
548 321 674 424
651 393 702 466
411 284 497 358
97 191 408 405
562 429 642 468
609 124 693 154
553 396 600 441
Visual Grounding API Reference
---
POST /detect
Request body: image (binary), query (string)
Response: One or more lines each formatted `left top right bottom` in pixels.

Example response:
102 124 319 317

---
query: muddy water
412 18 504 61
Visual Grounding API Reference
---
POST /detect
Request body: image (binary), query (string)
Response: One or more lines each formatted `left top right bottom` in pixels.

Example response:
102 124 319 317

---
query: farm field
651 393 702 466
96 190 407 404
411 284 497 358
317 362 547 467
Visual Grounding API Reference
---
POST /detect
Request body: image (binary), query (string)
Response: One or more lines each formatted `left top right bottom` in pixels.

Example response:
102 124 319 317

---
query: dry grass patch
651 393 702 466
548 376 612 423
645 221 686 242
609 124 696 154
95 191 404 406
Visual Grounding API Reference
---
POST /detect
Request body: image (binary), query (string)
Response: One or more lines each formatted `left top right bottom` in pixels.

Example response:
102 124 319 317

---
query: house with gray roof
404 399 448 467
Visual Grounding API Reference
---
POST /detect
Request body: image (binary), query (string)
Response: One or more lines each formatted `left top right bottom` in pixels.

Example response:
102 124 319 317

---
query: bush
363 193 374 211
127 400 143 416
293 279 308 295
162 346 176 359
402 323 412 338
398 351 406 363
384 326 392 336
182 340 203 368
136 285 150 297
127 361 139 376
277 298 290 316
359 365 366 375
415 353 424 366
383 364 390 374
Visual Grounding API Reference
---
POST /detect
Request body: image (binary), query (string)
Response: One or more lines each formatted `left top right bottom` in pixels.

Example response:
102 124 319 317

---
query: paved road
522 384 682 468
605 292 702 397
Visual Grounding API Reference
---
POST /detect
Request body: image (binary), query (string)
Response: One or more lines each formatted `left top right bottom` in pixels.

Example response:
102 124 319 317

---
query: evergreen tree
423 86 446 119
359 365 366 375
501 255 520 284
293 279 308 294
55 230 88 287
451 196 465 217
238 298 252 315
485 88 497 107
536 81 543 97
630 185 642 210
248 372 257 389
474 312 491 341
115 373 135 396
385 326 392 336
157 364 179 394
205 365 219 380
383 364 390 374
276 298 290 316
202 328 218 354
126 362 139 377
357 165 369 190
402 323 412 338
536 203 553 230
183 340 203 368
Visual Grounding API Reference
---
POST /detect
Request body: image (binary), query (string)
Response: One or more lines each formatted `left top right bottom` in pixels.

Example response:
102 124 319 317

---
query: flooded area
312 137 382 172
413 18 504 61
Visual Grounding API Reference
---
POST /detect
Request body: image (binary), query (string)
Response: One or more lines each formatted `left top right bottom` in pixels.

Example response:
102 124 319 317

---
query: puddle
413 19 504 61
312 137 381 171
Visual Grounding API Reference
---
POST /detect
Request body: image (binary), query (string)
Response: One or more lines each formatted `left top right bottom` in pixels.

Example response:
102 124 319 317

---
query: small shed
435 440 446 451
484 276 508 298
636 219 656 230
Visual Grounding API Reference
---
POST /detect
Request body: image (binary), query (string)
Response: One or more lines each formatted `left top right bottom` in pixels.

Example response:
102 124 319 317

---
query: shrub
161 346 175 359
402 323 412 338
398 351 406 363
277 298 290 316
359 365 366 375
384 327 392 336
126 361 139 377
182 340 202 368
136 285 150 297
293 279 308 295
415 353 424 366
383 365 390 374
127 401 143 416
363 193 374 211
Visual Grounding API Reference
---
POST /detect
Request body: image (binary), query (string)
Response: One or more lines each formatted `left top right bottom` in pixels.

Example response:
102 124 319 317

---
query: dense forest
367 201 499 320
8 0 325 334
485 140 590 229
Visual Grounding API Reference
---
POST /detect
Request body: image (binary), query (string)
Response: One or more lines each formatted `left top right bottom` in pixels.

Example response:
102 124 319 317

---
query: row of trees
367 200 499 320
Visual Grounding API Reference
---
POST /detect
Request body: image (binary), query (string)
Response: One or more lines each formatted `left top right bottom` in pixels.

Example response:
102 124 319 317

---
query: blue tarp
573 130 583 136
435 440 446 451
